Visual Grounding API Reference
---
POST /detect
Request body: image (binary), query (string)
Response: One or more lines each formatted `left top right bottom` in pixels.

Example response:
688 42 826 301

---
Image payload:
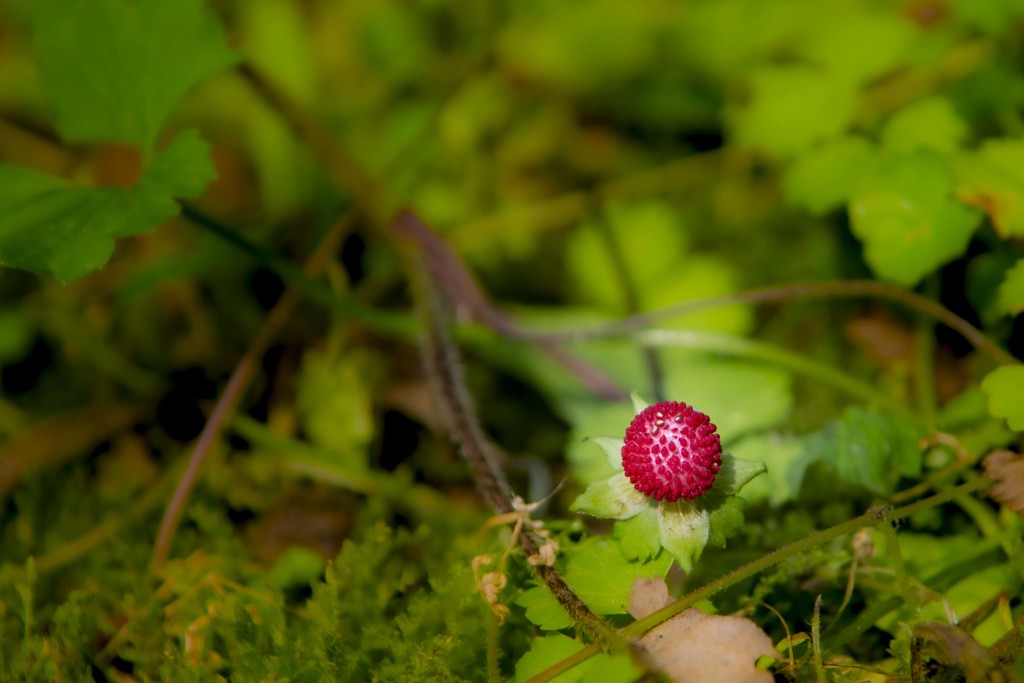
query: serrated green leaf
882 98 967 154
613 507 661 561
732 65 857 158
784 135 875 215
30 0 236 152
0 130 215 281
570 473 648 520
801 11 911 85
995 259 1024 316
981 366 1024 431
730 433 806 506
562 537 671 615
657 501 710 572
811 408 924 494
953 138 1024 238
850 151 982 286
514 586 573 631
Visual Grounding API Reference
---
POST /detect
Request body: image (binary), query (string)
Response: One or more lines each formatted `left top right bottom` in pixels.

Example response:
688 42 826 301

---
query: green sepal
570 473 647 520
711 454 768 497
657 501 710 573
613 507 661 561
584 435 624 470
630 392 649 414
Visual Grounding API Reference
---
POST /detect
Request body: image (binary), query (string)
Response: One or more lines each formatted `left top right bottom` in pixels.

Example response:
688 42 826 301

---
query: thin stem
487 612 500 683
876 520 910 605
151 351 260 572
812 595 827 683
517 280 1017 367
824 595 903 651
151 210 359 572
913 276 939 426
638 329 909 415
399 212 657 672
592 215 665 402
627 479 987 638
527 479 990 682
179 203 416 338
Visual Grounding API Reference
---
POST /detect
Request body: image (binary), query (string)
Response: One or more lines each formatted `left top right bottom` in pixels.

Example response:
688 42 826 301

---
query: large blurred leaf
850 151 982 286
953 138 1024 238
498 1 660 94
566 201 751 334
731 65 857 158
981 366 1024 431
0 131 215 281
801 407 924 495
801 10 912 85
784 136 875 215
881 98 968 154
28 0 236 153
995 259 1024 316
295 349 374 463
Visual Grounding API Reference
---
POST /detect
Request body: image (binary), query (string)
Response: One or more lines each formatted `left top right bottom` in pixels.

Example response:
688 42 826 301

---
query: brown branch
392 212 625 400
397 210 656 669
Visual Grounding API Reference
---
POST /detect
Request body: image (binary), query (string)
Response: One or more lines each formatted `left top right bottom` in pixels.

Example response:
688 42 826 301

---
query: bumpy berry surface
621 401 722 502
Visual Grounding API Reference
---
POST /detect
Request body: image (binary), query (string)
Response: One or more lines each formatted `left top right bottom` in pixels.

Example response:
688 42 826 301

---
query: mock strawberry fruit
621 401 722 502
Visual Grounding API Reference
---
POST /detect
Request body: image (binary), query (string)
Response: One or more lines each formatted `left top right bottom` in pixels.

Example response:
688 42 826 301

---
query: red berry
621 402 722 502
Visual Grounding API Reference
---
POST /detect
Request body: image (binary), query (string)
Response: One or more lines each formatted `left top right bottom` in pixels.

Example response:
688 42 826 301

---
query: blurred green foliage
0 0 1023 680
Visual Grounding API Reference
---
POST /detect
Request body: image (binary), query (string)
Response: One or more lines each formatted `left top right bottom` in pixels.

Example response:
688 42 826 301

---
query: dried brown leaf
983 450 1024 517
914 622 998 683
629 577 778 683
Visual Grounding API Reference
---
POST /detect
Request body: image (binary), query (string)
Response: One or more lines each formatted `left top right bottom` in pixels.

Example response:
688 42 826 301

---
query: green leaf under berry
514 633 639 683
614 507 661 561
515 586 573 631
563 537 672 616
